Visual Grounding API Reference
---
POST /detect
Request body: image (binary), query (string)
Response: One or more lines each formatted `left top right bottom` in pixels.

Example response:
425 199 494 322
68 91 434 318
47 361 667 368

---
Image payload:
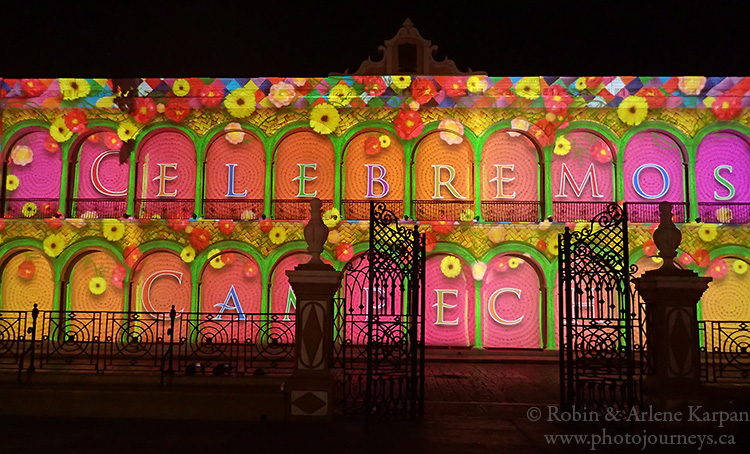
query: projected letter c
91 150 127 196
142 270 184 317
487 288 524 326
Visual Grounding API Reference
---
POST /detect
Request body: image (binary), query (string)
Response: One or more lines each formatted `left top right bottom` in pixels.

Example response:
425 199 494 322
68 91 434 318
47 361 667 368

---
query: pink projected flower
708 259 728 279
411 78 437 105
244 260 259 278
393 109 424 140
165 98 190 122
679 252 694 266
542 85 572 114
64 109 88 133
10 145 33 166
21 79 46 97
112 265 126 289
678 76 706 96
711 94 741 121
439 119 464 145
133 98 157 123
591 145 612 163
103 132 123 150
268 81 296 108
223 122 245 144
168 219 189 231
364 135 381 155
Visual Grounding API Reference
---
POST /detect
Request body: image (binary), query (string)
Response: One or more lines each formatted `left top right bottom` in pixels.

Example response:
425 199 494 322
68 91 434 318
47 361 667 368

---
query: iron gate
558 202 648 413
335 201 425 418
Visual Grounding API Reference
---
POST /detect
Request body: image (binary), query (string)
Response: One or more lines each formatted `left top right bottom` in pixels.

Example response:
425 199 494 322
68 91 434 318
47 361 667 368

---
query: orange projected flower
411 78 437 105
44 217 62 229
217 220 235 235
268 81 296 108
530 118 555 147
224 87 257 118
617 96 649 126
259 218 274 233
18 260 36 280
692 249 711 268
133 98 157 123
542 85 573 114
189 227 211 251
123 245 143 267
711 94 741 121
309 103 340 134
678 76 706 96
200 81 224 108
165 98 190 122
364 135 381 155
335 243 354 262
221 251 235 265
21 78 45 97
424 231 437 252
591 146 612 163
64 109 88 133
393 109 424 140
224 122 245 144
44 135 60 152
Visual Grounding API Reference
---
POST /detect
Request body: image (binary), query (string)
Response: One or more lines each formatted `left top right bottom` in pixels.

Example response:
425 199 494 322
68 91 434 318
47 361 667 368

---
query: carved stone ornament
298 198 333 270
652 201 682 271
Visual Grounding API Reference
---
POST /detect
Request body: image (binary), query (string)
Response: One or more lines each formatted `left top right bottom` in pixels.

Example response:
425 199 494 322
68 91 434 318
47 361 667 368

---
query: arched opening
695 131 750 223
424 252 475 347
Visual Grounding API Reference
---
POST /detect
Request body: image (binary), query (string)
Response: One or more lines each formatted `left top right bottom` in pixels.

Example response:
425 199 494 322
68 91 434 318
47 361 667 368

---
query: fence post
284 198 343 421
28 303 38 373
168 305 176 375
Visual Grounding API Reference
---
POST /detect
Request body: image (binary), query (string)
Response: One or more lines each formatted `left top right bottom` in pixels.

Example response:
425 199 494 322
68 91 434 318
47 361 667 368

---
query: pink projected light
424 254 474 347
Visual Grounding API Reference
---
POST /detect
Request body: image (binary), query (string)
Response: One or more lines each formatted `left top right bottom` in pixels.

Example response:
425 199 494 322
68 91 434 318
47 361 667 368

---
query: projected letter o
632 164 670 199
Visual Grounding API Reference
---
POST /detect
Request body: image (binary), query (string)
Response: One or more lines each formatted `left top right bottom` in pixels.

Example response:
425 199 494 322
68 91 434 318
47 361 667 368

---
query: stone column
637 202 711 405
284 198 343 420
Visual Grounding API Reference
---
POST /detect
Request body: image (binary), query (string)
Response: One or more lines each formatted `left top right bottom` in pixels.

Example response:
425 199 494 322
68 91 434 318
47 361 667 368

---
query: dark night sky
2 0 749 77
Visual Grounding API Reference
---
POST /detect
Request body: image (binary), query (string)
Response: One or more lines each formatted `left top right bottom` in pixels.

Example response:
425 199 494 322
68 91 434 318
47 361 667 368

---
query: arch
700 254 750 321
203 126 266 220
0 246 56 312
424 252 475 347
134 127 197 219
128 248 192 316
197 248 262 316
340 128 405 219
551 128 616 222
622 129 689 222
480 128 543 221
411 129 475 220
66 128 130 218
62 248 126 313
695 130 750 223
3 126 63 218
271 129 335 219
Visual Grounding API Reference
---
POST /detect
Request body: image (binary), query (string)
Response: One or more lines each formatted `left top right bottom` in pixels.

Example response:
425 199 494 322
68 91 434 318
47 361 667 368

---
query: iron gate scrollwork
558 202 647 413
335 201 425 418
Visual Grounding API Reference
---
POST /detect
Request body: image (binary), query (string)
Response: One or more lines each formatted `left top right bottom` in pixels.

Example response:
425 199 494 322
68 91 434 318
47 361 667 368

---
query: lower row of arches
2 245 749 349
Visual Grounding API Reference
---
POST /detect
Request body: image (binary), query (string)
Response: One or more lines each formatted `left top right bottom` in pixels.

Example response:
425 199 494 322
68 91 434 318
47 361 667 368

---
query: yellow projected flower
466 76 488 94
553 135 571 156
180 245 196 263
459 209 475 222
516 77 541 99
715 207 733 224
508 257 522 269
172 79 191 97
208 249 225 269
391 75 412 90
268 81 296 108
471 262 487 281
43 233 65 257
733 260 748 275
50 118 73 143
269 226 287 245
224 122 245 144
89 276 107 295
59 78 91 100
698 223 718 242
224 88 257 118
328 84 355 107
22 202 38 218
322 208 341 228
6 175 19 191
10 145 34 166
117 120 138 142
440 256 462 278
379 134 391 148
309 103 340 135
617 96 649 126
574 78 587 91
102 219 125 241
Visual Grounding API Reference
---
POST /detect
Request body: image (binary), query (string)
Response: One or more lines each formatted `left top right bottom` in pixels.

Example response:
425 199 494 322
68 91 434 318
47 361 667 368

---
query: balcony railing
204 198 263 220
699 321 750 383
628 201 688 223
273 198 333 220
342 199 404 220
697 202 750 224
481 201 541 222
413 200 474 221
552 201 613 222
4 198 59 218
134 198 194 219
68 198 128 218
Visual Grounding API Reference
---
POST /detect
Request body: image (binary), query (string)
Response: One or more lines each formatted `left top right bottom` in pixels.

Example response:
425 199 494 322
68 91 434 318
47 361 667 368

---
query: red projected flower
393 109 424 140
243 260 258 278
133 98 157 124
708 258 728 279
429 219 454 235
44 217 62 229
362 76 386 96
711 94 741 121
591 146 612 163
439 77 467 98
168 219 189 231
692 249 711 268
112 265 127 289
642 240 657 257
165 98 190 122
44 135 60 153
21 79 46 97
424 231 437 252
123 245 143 268
217 220 235 235
542 85 572 114
18 260 36 280
335 243 354 262
530 118 555 146
411 78 437 105
200 82 224 108
259 218 274 233
64 109 88 133
103 132 123 150
189 227 211 251
585 77 603 90
638 87 667 108
221 251 235 265
364 135 380 155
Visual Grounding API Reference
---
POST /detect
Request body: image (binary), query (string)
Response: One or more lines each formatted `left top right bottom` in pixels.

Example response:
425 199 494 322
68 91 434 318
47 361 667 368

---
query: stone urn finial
300 198 332 270
653 201 681 270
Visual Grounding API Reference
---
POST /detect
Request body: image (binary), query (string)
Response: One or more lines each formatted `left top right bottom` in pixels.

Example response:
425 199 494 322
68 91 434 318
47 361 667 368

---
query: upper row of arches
2 120 749 223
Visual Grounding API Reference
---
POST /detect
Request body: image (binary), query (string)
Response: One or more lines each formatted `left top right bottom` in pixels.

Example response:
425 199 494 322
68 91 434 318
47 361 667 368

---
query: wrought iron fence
134 198 195 219
699 320 750 382
204 198 263 220
628 201 688 223
697 203 750 224
68 198 128 218
552 201 613 222
481 201 541 222
342 199 404 220
1 306 295 380
4 198 60 218
273 198 333 220
413 199 474 220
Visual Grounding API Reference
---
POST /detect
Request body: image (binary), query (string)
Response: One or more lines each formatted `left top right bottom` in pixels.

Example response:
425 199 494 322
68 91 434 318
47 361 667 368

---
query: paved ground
0 361 746 453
